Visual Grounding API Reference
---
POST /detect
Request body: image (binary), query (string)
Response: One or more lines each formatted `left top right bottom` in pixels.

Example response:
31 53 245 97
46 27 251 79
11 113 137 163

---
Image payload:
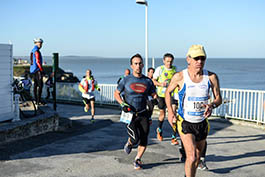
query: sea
17 56 265 91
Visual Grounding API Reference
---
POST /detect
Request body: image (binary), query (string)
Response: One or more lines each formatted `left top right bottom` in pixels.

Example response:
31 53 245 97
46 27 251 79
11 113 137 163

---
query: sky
1 0 265 58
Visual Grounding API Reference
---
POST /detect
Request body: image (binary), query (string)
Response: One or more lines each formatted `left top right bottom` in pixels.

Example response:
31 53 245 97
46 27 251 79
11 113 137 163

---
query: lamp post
136 0 148 75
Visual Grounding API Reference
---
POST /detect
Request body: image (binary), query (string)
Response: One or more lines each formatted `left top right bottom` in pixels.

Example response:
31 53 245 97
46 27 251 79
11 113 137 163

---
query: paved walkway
0 103 265 177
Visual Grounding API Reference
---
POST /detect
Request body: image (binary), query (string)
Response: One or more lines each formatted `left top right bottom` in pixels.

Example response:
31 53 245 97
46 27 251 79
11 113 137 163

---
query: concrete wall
0 107 59 145
0 44 13 122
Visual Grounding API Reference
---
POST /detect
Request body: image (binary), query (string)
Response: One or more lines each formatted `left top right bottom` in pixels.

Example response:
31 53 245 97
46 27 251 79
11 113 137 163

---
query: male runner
117 68 130 84
165 45 222 177
153 53 178 145
79 69 100 123
114 54 157 170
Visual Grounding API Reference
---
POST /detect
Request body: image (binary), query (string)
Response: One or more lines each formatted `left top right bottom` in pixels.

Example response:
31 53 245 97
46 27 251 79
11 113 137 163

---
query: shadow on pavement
210 160 265 174
0 118 113 161
208 149 265 163
207 134 265 145
0 115 234 163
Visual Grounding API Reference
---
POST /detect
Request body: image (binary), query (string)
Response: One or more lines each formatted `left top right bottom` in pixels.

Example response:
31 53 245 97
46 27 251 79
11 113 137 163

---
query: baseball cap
33 38 43 43
186 45 206 58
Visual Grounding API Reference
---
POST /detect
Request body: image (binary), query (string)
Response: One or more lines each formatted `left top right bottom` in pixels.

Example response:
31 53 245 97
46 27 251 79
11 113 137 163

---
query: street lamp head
136 0 147 5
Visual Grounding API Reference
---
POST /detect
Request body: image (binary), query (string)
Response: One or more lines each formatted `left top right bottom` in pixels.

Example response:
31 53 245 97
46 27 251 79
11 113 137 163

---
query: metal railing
212 88 265 124
49 83 265 124
46 83 118 105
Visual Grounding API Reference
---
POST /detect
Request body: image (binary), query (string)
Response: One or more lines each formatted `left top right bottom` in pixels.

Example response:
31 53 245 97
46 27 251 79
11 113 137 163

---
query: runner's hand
149 117 152 125
151 99 158 105
121 102 131 113
162 81 167 87
204 104 212 118
168 110 176 125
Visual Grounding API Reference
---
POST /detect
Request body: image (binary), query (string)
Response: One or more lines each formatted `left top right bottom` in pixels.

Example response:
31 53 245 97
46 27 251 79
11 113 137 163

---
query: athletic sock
135 156 141 161
158 120 164 130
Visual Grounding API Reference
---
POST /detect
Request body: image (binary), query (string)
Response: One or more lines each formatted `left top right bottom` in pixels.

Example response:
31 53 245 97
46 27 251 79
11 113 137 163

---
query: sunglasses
192 56 206 61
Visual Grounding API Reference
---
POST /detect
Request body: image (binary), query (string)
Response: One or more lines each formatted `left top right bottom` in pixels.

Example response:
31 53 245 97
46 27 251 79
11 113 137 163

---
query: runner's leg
195 140 206 168
136 115 150 159
90 100 95 118
180 133 197 177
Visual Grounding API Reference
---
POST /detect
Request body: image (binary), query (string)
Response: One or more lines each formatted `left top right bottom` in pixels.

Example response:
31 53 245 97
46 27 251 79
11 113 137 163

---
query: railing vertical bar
253 92 257 121
261 93 265 123
242 91 246 117
235 91 238 118
238 91 240 118
250 92 253 120
232 90 235 118
246 92 249 119
229 90 232 117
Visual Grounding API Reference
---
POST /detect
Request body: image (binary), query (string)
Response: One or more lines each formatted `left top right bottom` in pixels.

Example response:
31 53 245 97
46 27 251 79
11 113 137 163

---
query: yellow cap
186 45 206 58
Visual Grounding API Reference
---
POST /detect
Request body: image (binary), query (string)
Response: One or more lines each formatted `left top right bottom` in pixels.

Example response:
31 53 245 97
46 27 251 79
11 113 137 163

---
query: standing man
79 69 100 123
30 38 44 105
165 45 222 177
114 54 157 170
117 68 130 84
153 53 178 145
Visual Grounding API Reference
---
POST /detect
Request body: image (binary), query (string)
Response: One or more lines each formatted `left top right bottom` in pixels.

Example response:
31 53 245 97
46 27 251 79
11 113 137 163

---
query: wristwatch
211 103 217 109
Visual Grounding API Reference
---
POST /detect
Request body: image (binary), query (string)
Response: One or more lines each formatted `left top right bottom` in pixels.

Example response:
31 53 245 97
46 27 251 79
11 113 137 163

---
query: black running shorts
127 111 150 146
177 115 210 142
157 96 176 110
83 97 95 104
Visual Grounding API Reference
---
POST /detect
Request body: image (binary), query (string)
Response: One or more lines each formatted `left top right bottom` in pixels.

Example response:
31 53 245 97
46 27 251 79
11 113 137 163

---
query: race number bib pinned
120 111 133 124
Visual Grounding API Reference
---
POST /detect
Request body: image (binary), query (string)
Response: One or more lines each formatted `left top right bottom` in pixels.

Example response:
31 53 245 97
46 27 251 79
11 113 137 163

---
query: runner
117 68 130 84
147 67 155 79
165 44 222 177
30 38 44 105
152 53 178 145
146 67 156 124
114 54 157 170
79 69 100 123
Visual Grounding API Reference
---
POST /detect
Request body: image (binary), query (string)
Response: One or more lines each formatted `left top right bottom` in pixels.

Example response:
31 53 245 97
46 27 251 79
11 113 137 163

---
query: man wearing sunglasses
165 45 222 177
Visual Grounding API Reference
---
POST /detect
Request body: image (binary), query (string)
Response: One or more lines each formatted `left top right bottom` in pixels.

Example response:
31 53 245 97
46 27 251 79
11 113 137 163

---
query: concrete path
0 103 265 177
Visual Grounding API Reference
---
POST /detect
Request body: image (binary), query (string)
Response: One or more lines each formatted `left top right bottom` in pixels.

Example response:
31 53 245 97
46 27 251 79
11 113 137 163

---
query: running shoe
133 159 142 170
124 141 133 154
171 135 179 145
84 106 88 112
198 158 208 171
90 117 95 123
171 138 179 145
178 146 186 162
156 128 163 141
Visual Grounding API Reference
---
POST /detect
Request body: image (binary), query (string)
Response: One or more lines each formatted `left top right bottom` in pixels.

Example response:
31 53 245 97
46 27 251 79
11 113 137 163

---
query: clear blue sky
1 0 265 58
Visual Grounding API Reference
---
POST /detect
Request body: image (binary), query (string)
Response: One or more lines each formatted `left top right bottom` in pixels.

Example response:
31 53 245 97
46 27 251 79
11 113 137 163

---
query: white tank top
178 69 211 123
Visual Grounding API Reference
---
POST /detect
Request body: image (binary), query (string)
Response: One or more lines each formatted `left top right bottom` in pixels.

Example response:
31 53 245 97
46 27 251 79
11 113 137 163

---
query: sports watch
211 103 217 109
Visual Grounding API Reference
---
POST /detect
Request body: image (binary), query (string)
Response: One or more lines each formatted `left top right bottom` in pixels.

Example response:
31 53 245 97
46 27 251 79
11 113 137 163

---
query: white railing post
13 94 21 122
152 57 155 68
257 92 262 124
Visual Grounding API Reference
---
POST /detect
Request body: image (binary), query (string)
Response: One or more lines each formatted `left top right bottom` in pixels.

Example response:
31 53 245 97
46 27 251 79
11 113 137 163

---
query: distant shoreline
13 56 265 60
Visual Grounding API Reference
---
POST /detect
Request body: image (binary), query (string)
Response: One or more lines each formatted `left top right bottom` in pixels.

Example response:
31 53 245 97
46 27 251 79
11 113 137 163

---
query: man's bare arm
204 71 222 118
165 72 183 126
114 89 123 105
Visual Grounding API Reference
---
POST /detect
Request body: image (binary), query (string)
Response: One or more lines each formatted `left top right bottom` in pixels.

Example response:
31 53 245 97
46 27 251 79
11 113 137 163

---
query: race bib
185 96 208 116
120 111 133 124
